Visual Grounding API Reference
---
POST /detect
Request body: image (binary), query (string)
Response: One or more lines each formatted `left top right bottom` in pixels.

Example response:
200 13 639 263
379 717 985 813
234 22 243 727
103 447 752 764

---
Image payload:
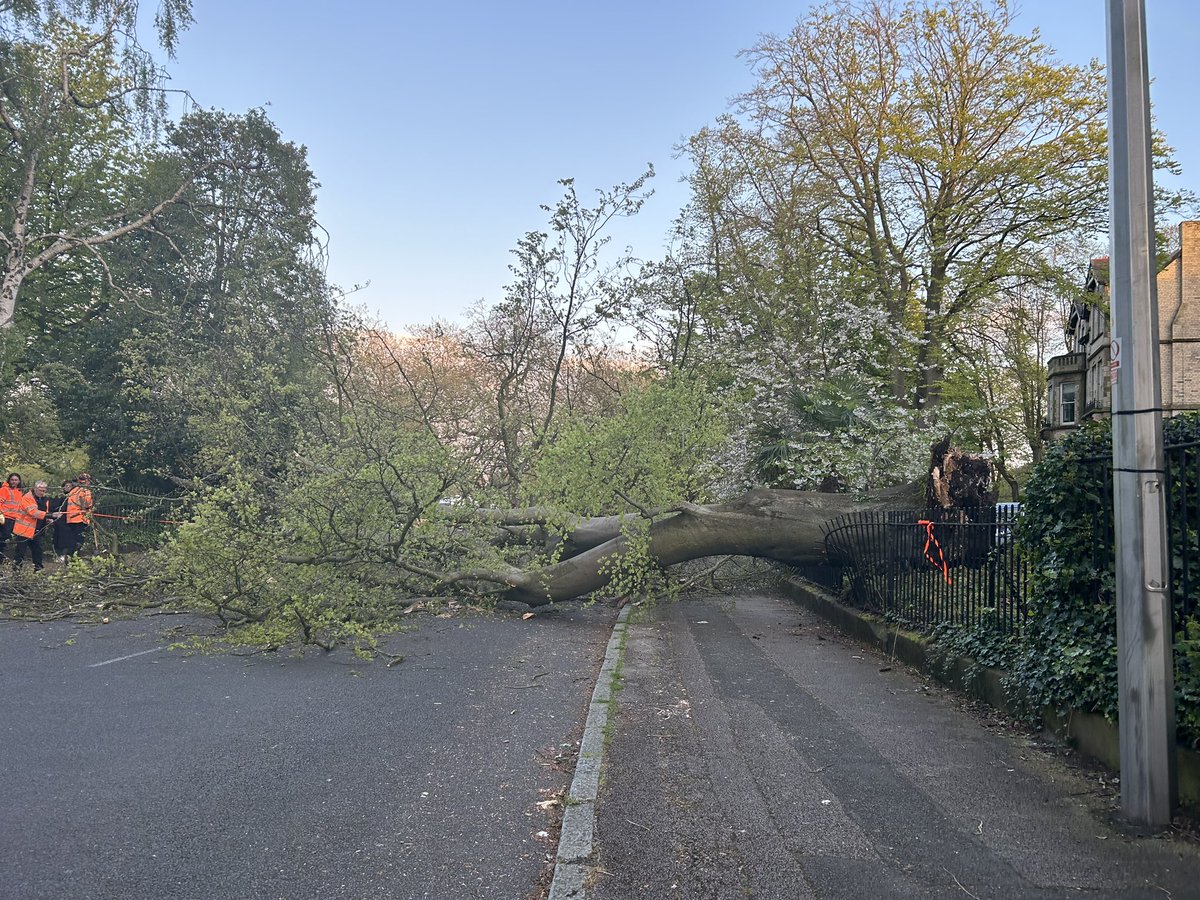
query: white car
995 502 1021 545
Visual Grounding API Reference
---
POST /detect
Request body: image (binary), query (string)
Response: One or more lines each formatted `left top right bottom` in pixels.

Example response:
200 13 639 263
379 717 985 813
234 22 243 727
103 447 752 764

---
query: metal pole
1106 0 1177 826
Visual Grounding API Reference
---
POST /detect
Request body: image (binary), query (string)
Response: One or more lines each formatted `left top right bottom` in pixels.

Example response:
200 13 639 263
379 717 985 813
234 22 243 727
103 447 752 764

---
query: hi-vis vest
0 483 22 521
66 486 93 524
11 490 45 539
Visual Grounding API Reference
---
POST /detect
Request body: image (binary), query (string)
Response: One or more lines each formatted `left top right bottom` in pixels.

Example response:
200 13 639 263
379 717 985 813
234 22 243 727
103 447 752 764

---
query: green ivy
927 607 1017 693
1179 617 1200 747
1006 414 1200 747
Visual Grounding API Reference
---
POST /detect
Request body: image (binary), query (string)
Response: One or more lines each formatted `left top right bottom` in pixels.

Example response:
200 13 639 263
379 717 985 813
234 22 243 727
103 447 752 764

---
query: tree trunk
0 268 25 330
478 442 987 607
498 488 912 607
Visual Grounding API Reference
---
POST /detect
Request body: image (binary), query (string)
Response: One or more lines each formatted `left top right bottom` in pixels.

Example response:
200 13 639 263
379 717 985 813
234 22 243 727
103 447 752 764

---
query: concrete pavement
588 594 1200 899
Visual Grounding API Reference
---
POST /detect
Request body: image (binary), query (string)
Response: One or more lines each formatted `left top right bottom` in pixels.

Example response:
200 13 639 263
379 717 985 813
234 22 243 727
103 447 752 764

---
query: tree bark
492 487 913 607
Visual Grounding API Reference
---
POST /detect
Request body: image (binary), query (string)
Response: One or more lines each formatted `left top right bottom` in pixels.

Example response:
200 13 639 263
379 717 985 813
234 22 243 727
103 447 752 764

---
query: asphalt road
0 604 614 900
592 594 1200 900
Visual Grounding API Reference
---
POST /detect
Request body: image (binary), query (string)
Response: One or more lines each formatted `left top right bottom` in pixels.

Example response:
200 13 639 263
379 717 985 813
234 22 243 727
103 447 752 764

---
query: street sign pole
1106 0 1177 826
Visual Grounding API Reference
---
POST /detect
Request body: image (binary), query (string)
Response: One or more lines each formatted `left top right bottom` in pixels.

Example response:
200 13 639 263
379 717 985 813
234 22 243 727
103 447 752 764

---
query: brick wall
1161 221 1200 412
1158 251 1179 407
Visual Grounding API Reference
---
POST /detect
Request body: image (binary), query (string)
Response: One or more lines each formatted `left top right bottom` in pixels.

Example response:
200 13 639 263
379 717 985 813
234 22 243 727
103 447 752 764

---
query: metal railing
89 487 188 550
1165 440 1200 626
819 505 1027 634
813 438 1200 641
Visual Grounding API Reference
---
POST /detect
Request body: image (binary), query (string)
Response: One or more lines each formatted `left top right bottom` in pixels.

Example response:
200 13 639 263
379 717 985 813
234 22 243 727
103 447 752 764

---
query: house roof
1086 256 1109 291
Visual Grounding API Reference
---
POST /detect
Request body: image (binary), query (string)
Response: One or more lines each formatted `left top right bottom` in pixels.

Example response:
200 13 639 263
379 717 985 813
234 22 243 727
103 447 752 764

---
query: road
591 594 1200 899
0 605 614 900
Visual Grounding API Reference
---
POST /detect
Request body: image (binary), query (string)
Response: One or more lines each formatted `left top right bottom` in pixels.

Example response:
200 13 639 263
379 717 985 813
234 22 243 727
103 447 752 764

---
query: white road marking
88 647 162 668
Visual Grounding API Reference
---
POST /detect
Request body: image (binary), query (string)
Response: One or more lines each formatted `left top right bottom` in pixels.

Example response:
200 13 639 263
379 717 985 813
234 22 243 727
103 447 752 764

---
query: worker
52 480 73 561
0 472 24 562
65 473 94 557
12 481 59 571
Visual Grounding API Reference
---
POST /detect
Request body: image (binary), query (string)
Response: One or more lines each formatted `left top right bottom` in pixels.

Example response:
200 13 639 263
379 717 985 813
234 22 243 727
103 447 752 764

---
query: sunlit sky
160 1 1198 331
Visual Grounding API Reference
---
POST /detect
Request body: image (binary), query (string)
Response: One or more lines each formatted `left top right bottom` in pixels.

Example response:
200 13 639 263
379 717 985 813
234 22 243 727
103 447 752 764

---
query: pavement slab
590 594 1200 900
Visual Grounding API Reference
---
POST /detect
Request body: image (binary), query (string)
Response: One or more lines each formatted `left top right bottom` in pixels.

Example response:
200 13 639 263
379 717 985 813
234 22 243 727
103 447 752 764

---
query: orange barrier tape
916 519 953 586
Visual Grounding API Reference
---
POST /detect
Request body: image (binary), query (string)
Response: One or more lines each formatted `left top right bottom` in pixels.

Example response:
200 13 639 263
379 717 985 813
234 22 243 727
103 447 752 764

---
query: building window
1061 382 1078 425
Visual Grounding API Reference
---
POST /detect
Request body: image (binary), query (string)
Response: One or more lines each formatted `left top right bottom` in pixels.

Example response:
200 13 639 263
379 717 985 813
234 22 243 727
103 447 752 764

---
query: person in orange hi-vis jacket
65 473 94 557
12 481 61 571
0 472 25 563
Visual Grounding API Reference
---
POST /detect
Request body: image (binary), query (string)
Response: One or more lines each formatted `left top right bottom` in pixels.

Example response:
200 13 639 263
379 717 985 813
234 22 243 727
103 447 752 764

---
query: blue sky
161 1 1199 331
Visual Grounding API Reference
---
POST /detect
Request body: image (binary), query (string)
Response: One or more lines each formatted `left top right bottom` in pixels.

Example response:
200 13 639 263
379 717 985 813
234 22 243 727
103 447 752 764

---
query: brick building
1044 220 1200 440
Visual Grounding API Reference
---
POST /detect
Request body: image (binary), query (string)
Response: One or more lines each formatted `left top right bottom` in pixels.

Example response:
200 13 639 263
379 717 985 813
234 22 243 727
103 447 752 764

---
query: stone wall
1162 221 1200 413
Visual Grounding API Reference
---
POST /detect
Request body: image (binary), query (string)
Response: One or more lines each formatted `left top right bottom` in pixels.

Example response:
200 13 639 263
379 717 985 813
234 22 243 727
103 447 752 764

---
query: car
994 502 1021 545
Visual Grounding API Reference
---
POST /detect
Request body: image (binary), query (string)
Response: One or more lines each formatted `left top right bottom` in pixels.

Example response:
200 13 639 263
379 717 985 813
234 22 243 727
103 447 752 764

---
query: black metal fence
819 505 1027 634
814 438 1200 640
1165 440 1200 627
1081 440 1200 634
89 487 188 550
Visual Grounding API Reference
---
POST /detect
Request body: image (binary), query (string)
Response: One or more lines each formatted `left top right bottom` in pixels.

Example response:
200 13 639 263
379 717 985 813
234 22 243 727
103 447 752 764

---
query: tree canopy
1 0 1196 655
0 0 197 330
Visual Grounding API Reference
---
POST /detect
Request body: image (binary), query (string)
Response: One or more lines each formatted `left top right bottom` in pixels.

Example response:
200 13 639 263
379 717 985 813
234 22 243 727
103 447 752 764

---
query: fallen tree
24 438 984 653
429 485 919 607
427 438 989 607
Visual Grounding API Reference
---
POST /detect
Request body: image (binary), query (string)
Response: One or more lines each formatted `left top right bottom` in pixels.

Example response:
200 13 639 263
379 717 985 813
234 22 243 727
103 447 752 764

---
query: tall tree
23 107 334 486
0 0 191 330
665 118 924 492
940 268 1076 494
726 0 1110 412
116 108 332 483
1 0 189 49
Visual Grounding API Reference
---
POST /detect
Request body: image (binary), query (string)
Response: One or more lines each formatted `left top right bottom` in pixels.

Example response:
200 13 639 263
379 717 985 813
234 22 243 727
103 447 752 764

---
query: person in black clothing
52 481 73 562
